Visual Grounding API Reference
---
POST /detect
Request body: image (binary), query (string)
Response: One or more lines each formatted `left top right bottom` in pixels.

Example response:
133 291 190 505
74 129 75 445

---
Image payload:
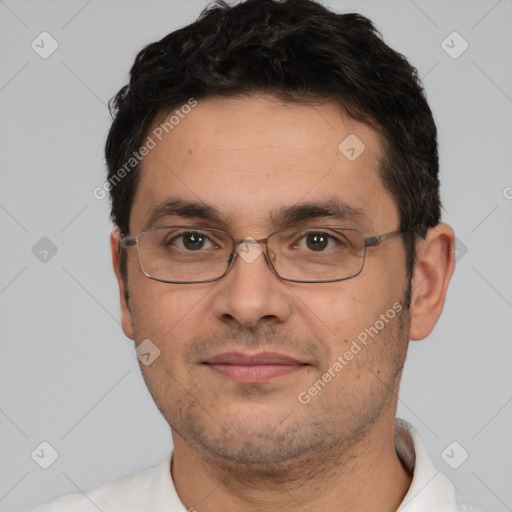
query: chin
171 404 331 471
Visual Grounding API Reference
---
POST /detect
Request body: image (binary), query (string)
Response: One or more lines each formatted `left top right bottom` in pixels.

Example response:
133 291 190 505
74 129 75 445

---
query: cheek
128 278 215 347
303 274 405 353
129 285 206 394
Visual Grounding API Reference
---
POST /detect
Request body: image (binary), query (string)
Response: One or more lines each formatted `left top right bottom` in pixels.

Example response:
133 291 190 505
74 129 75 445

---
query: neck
171 416 412 512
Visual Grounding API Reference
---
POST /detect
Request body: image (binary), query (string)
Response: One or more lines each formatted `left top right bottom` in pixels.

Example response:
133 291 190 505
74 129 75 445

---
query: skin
110 95 455 512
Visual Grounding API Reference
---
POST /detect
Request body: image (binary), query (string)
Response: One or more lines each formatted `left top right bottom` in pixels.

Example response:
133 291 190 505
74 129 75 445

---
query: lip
204 351 308 383
205 351 305 365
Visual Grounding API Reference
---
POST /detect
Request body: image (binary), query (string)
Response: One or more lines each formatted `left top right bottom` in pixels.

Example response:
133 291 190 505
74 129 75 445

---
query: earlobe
110 228 135 340
409 223 456 341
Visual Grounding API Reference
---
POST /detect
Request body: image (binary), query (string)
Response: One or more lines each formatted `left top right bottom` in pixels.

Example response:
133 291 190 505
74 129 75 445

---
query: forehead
129 95 398 234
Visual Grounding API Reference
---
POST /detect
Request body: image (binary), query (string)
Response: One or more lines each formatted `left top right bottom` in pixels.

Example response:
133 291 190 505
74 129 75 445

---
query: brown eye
182 232 206 250
306 233 329 251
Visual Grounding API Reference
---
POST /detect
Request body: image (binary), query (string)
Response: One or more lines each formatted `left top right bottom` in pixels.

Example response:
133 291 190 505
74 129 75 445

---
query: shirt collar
396 418 460 512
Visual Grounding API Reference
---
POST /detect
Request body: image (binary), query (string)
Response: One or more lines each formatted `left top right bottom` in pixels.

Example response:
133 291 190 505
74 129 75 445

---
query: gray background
1 0 511 510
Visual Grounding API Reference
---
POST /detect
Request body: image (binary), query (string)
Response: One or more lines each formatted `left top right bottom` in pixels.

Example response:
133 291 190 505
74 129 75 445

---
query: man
30 0 482 510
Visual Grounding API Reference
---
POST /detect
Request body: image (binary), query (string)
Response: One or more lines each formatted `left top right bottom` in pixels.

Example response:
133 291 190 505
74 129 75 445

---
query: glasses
120 226 402 284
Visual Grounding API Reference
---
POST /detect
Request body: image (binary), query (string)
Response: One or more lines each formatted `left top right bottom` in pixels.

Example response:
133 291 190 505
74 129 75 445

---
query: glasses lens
268 228 365 282
137 227 232 283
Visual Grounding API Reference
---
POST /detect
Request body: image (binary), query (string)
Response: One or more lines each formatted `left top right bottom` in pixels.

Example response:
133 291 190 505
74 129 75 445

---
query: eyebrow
143 197 367 231
144 198 227 229
270 199 366 226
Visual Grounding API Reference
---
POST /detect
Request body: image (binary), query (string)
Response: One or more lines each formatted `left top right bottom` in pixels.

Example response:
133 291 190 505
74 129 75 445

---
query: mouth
203 351 309 384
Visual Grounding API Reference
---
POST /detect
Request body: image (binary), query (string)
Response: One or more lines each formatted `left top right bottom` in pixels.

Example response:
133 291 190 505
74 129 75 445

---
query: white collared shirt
28 419 483 512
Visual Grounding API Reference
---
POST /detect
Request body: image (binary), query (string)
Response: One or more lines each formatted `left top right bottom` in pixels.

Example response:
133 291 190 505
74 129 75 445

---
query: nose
211 240 293 329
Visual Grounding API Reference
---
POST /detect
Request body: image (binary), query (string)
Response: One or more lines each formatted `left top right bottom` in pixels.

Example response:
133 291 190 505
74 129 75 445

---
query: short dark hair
105 0 440 280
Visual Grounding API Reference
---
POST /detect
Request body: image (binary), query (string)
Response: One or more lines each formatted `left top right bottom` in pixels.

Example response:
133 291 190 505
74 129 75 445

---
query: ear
409 223 456 341
110 227 135 340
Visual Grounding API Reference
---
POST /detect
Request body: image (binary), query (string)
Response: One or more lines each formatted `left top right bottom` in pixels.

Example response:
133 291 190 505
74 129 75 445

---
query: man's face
120 95 410 468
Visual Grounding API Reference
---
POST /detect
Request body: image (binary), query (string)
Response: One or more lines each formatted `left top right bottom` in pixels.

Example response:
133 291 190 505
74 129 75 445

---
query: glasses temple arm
364 230 402 247
120 236 137 248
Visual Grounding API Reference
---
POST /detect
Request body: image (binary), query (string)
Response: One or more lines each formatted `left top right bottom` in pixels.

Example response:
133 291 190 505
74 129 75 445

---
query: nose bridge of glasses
231 237 270 257
228 237 275 270
233 237 268 245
